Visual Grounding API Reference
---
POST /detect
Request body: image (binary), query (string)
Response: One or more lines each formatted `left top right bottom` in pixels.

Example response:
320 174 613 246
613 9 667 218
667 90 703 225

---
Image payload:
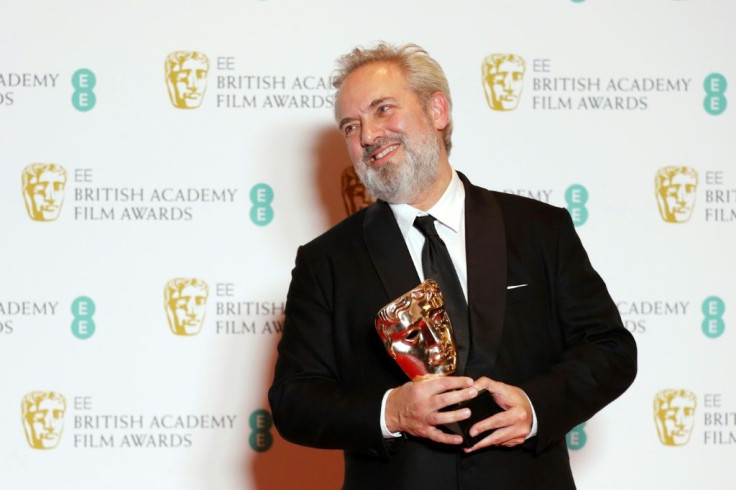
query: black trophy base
440 389 504 448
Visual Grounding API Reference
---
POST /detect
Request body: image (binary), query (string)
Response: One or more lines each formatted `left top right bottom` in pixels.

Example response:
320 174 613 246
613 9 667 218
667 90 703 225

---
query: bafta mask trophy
376 279 502 447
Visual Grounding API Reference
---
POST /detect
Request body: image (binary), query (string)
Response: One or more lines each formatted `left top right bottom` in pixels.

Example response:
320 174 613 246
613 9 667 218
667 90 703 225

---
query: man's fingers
420 375 475 394
430 406 471 426
425 427 465 445
433 386 478 411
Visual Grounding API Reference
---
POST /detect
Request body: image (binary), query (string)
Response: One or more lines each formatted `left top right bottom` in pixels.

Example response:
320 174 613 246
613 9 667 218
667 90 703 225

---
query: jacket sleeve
268 245 393 458
520 208 638 453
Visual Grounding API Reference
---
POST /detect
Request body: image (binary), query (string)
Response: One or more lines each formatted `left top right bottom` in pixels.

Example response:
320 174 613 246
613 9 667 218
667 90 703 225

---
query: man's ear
427 91 449 131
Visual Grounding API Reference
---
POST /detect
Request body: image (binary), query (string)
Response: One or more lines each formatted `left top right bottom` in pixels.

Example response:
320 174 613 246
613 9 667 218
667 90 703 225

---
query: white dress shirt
379 170 538 440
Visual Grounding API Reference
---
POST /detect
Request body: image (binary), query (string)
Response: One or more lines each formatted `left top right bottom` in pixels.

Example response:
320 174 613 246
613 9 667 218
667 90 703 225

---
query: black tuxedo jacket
269 173 637 490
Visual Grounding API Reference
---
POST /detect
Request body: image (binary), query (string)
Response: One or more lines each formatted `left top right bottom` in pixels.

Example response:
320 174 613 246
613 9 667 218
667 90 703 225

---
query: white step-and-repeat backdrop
2 1 733 488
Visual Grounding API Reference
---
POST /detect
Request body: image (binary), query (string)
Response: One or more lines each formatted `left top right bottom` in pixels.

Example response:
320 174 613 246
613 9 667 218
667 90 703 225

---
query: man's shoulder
299 206 369 255
460 172 565 219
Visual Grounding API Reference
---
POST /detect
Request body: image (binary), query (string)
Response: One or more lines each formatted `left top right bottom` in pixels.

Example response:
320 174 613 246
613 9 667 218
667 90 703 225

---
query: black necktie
413 215 469 373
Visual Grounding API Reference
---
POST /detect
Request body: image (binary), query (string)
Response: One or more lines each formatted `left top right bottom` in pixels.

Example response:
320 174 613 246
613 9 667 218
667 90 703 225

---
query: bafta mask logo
482 53 526 111
164 278 209 335
21 391 67 449
21 163 67 221
655 166 698 223
654 389 697 446
165 51 210 109
376 280 457 380
341 166 374 216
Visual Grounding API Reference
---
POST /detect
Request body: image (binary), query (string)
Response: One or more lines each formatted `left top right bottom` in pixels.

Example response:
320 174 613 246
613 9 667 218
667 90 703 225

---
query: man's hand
386 376 477 445
464 377 533 453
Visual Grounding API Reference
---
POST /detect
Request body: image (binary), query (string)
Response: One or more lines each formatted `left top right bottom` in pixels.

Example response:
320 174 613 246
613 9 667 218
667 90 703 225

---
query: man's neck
409 161 453 211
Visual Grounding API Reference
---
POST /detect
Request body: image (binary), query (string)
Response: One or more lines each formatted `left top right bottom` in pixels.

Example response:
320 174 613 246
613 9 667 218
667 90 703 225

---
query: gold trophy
376 279 502 447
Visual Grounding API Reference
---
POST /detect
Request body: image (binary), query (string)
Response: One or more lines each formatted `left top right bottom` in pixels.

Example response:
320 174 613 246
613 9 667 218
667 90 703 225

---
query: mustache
362 136 403 164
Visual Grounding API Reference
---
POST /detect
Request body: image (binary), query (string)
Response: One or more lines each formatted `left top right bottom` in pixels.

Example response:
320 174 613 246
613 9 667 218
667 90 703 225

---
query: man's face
24 169 66 221
658 172 697 222
168 58 208 108
483 59 525 111
336 62 444 205
377 287 457 380
656 395 696 445
168 284 208 335
24 398 65 449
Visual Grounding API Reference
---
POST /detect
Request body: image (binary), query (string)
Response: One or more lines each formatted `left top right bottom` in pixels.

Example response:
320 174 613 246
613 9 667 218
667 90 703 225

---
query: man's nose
360 119 383 147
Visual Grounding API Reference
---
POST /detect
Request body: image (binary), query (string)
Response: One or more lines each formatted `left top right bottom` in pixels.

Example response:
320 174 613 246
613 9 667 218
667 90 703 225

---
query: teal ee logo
71 296 96 339
702 296 725 338
249 409 273 452
250 183 274 226
565 184 588 227
703 73 727 115
566 422 587 450
72 68 96 112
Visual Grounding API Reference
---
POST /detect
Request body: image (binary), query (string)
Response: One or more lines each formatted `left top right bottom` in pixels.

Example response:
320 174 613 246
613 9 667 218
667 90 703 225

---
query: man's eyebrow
338 97 397 130
338 116 355 130
368 97 395 109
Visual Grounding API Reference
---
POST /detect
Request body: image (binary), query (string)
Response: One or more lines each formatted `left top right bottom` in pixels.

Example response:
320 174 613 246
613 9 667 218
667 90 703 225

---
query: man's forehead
337 62 410 117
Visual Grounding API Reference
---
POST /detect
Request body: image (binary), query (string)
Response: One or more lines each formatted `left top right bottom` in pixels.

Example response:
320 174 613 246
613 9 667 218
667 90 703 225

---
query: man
22 163 67 222
164 277 209 335
481 53 526 111
269 42 637 489
655 166 698 223
21 391 67 449
165 51 210 109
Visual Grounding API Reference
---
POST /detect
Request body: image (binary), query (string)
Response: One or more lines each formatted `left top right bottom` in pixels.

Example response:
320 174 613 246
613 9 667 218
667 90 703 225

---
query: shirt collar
389 170 465 238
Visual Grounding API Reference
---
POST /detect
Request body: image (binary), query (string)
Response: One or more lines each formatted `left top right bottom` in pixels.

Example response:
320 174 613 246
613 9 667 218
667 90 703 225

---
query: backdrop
2 1 733 489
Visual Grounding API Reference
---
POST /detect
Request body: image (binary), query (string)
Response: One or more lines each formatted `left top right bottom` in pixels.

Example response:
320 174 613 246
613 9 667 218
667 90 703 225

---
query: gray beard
356 131 441 205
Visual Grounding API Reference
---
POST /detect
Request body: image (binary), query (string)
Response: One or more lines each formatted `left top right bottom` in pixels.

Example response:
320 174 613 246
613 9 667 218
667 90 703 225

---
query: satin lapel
364 201 421 303
460 173 507 375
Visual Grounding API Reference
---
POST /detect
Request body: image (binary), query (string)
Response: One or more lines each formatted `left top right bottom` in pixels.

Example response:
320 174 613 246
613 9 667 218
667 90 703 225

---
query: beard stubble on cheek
355 128 442 205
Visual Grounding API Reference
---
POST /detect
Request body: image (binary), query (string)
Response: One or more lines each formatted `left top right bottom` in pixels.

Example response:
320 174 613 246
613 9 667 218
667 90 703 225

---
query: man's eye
343 125 356 137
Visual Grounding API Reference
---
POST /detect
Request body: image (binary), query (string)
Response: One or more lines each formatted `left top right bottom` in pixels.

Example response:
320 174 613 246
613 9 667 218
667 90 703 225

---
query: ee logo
249 409 273 452
566 422 587 450
703 73 727 116
702 296 725 338
72 68 96 112
71 296 96 339
250 183 274 226
565 184 589 227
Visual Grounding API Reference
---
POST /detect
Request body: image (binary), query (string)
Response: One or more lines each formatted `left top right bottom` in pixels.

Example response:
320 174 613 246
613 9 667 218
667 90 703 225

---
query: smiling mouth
364 137 402 165
370 144 399 162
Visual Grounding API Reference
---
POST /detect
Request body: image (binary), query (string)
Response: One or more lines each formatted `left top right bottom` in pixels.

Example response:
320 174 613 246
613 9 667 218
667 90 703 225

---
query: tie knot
413 215 439 238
